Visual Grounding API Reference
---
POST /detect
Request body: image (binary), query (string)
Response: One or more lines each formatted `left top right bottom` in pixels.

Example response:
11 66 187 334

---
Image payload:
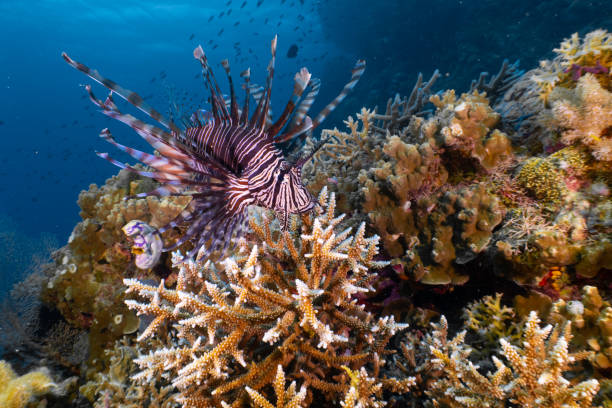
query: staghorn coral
304 107 383 219
41 168 190 370
0 360 55 408
550 74 612 162
123 187 413 407
428 312 600 407
245 365 307 408
79 337 177 408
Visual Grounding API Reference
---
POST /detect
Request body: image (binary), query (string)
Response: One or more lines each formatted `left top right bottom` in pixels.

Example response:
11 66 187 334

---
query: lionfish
63 36 365 259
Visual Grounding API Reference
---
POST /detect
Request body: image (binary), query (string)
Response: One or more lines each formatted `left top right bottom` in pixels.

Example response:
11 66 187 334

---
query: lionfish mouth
63 36 365 260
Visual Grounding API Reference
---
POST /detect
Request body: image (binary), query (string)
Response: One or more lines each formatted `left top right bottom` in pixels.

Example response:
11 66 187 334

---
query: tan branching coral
80 337 177 408
428 312 600 407
245 365 307 408
123 187 413 406
464 293 521 349
532 30 612 102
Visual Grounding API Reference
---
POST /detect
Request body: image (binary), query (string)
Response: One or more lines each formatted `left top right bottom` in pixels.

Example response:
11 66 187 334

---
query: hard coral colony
21 28 611 408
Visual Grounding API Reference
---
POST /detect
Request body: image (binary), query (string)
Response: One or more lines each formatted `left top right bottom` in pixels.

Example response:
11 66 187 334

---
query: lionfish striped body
63 37 365 259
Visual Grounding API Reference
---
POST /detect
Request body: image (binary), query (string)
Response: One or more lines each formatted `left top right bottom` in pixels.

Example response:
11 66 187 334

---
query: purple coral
564 61 609 81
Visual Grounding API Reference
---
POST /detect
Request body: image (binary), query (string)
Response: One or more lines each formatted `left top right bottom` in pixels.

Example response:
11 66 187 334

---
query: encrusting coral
41 168 190 370
0 360 55 408
123 187 414 407
358 90 510 284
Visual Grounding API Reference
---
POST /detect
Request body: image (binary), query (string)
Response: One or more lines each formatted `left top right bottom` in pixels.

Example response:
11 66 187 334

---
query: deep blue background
0 0 610 291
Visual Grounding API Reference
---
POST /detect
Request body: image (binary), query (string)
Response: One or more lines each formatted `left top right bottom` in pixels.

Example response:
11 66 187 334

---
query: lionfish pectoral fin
311 59 366 129
274 116 312 144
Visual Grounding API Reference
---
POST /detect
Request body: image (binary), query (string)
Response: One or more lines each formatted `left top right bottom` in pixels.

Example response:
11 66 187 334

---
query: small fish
218 28 224 36
208 15 214 22
287 44 298 58
234 21 240 26
257 0 263 6
241 1 247 8
189 33 195 40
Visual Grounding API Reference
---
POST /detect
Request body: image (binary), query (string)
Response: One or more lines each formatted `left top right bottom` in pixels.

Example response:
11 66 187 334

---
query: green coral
464 293 521 348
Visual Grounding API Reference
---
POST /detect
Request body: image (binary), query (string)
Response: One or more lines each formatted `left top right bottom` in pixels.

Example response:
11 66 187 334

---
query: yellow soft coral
0 361 55 408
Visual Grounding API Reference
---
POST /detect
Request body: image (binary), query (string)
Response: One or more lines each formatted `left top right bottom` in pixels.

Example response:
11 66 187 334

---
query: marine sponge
0 360 55 408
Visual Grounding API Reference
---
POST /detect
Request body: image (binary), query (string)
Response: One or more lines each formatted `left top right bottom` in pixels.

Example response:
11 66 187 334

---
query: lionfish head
275 161 315 215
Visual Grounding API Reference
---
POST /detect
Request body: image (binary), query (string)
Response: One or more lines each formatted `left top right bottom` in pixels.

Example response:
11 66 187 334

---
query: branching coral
428 312 600 407
79 337 177 408
245 365 307 408
123 187 413 406
464 293 521 349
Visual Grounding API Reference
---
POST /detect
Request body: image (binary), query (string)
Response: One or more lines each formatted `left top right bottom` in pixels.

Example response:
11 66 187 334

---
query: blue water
0 0 610 290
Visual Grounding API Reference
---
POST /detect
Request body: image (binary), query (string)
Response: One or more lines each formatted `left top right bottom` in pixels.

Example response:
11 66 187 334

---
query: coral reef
358 90 510 284
8 27 612 408
550 286 612 374
80 337 177 408
532 30 612 102
41 168 190 370
123 188 413 406
0 360 55 408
